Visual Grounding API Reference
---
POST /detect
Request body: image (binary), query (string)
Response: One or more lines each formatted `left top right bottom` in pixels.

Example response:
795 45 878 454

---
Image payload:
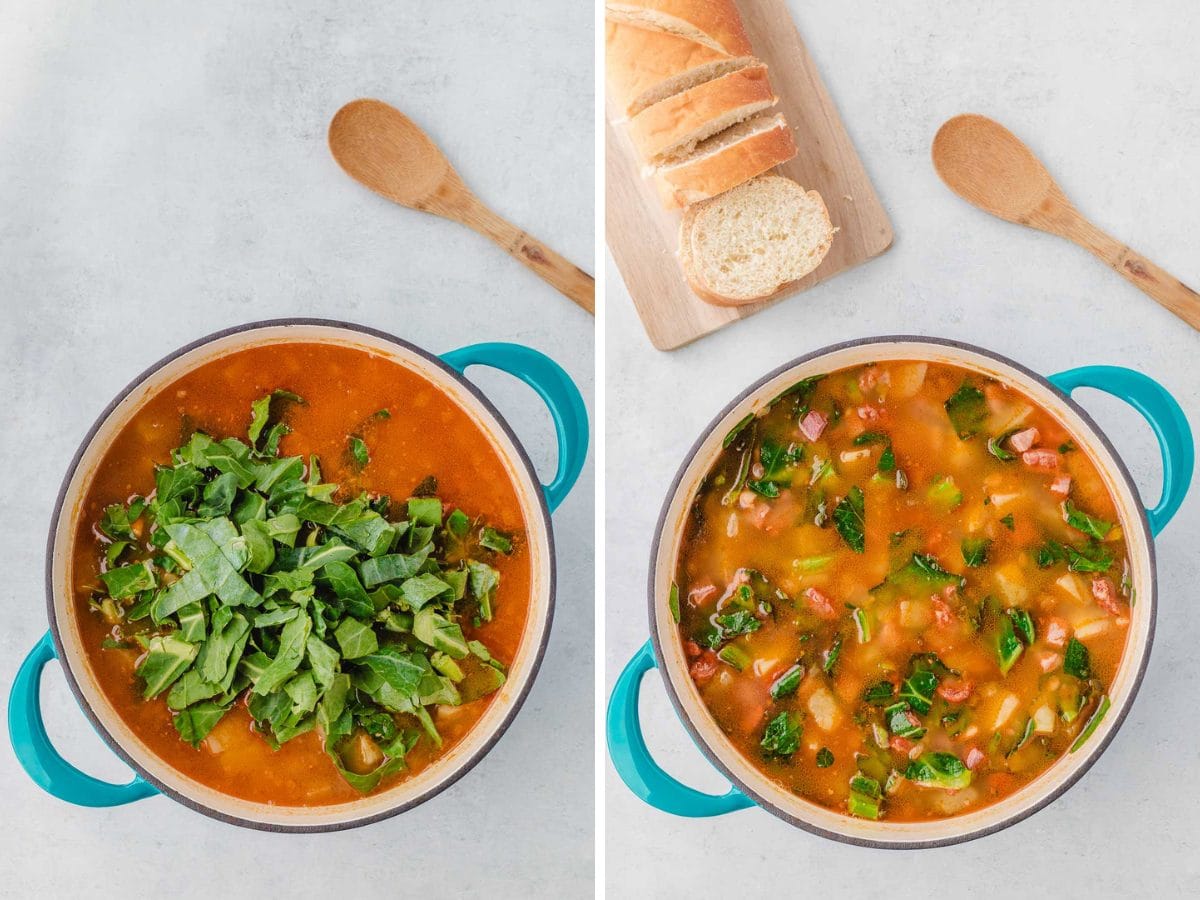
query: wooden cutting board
605 0 894 350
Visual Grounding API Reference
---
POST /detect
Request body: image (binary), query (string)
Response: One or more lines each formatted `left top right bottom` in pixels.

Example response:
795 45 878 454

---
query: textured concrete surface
0 2 593 897
606 1 1199 896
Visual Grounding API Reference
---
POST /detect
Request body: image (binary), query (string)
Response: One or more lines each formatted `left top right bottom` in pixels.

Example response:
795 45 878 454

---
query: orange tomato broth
71 342 531 806
675 360 1130 821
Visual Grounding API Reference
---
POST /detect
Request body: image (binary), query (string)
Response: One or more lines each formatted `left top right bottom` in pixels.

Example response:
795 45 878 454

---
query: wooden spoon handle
1070 217 1200 331
454 198 595 314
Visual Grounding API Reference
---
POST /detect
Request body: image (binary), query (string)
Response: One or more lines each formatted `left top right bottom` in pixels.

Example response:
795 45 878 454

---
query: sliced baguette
606 0 753 55
606 21 753 121
627 64 775 163
680 175 834 305
652 112 796 208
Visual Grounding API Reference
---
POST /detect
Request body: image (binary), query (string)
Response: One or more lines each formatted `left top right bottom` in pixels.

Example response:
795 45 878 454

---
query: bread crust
653 117 797 208
605 21 738 120
677 201 745 304
627 65 774 162
606 0 753 55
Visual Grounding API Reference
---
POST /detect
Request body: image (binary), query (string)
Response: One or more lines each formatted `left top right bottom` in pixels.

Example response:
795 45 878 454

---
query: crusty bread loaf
680 175 834 305
652 113 796 208
606 0 752 55
627 64 775 163
606 21 754 121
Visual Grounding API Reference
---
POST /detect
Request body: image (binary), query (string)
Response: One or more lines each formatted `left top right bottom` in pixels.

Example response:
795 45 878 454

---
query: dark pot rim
647 335 1156 849
44 317 557 833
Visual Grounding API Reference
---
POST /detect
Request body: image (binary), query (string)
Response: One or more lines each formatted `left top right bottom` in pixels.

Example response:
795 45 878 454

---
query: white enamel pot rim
648 335 1158 849
45 318 557 832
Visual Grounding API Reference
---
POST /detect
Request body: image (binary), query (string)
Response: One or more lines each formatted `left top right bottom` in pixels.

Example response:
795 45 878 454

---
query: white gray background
0 2 593 897
606 1 1199 897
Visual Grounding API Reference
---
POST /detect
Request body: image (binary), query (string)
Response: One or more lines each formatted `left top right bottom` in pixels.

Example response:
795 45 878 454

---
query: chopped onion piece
993 692 1020 730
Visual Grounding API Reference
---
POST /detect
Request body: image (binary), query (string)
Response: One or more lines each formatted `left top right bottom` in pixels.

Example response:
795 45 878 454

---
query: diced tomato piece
687 583 717 606
803 587 837 619
1049 475 1072 496
890 736 915 755
741 705 768 734
1022 449 1059 470
986 773 1018 796
749 502 771 528
1044 617 1069 647
1036 650 1062 673
937 679 973 703
799 410 828 442
931 597 954 628
689 651 718 685
965 746 986 770
1092 577 1121 615
684 640 702 660
856 405 881 422
1010 427 1040 453
759 495 798 535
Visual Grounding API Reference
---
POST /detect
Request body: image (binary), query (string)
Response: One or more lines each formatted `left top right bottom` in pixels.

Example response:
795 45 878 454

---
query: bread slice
627 64 775 163
652 112 796 208
606 21 754 121
680 175 835 305
606 0 752 55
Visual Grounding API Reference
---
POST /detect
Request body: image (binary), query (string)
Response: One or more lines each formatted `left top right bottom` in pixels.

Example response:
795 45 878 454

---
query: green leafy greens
746 438 804 497
88 391 515 792
1063 500 1113 541
833 485 866 553
760 711 802 758
944 382 988 440
905 751 971 790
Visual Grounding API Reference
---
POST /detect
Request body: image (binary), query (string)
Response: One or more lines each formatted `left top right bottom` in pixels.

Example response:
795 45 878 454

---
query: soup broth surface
675 360 1130 821
73 341 531 806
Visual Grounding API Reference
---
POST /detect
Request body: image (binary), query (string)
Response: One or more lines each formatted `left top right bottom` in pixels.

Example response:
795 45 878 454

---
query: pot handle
607 640 754 817
1050 366 1194 535
441 343 588 513
8 631 158 807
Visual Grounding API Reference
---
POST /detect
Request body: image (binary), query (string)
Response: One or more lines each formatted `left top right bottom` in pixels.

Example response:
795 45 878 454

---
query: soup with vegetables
674 361 1129 821
74 342 529 806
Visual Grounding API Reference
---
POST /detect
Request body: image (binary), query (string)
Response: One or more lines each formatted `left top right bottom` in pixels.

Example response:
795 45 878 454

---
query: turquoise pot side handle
7 632 158 807
1049 366 1194 535
607 640 754 817
441 343 588 512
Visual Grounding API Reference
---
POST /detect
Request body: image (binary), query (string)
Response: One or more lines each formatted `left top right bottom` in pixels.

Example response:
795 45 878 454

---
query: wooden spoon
932 113 1199 330
329 98 594 314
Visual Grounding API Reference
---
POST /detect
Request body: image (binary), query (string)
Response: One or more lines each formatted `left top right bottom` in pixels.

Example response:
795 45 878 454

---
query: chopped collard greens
760 711 802 758
675 360 1132 822
833 486 866 553
87 392 515 792
943 382 988 439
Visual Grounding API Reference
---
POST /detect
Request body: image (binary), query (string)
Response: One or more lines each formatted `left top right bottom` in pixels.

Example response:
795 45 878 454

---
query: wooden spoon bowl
329 100 451 210
933 115 1056 227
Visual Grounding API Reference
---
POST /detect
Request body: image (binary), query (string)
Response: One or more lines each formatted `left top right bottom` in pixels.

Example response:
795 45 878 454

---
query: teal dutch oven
9 319 587 831
609 336 1191 848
